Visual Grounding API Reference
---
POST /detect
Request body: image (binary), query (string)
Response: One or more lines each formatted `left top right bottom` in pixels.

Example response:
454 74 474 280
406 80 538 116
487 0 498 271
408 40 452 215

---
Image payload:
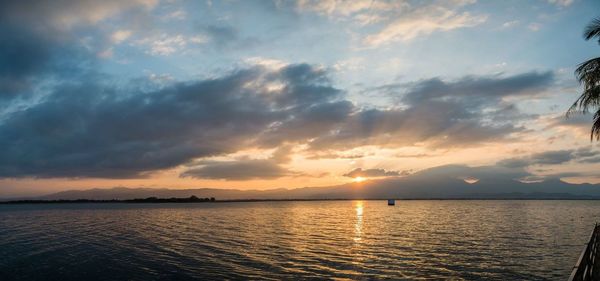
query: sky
1 0 600 197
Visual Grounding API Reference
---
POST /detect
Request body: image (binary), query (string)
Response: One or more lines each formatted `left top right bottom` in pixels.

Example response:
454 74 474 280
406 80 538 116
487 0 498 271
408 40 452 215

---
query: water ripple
1 200 599 280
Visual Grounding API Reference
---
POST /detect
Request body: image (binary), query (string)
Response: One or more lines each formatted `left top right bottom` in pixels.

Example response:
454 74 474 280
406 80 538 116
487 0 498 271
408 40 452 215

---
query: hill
30 165 600 201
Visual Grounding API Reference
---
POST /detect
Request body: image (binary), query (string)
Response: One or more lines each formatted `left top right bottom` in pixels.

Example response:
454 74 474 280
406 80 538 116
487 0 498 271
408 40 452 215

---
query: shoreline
3 197 600 204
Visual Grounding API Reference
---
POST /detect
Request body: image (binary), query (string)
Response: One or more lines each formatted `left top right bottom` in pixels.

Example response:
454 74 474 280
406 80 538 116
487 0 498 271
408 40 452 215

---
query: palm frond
584 17 600 43
571 57 600 119
567 85 600 117
575 57 600 85
592 109 600 140
568 17 600 141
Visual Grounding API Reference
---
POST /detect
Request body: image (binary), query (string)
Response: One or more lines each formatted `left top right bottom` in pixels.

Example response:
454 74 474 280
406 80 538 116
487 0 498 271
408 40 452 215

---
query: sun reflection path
354 201 363 243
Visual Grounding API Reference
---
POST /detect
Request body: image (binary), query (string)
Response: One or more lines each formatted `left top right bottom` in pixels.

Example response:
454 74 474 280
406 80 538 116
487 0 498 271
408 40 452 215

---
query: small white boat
387 199 395 206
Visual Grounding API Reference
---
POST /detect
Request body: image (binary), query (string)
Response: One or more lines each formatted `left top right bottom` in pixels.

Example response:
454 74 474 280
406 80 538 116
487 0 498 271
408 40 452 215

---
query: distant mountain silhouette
29 165 600 201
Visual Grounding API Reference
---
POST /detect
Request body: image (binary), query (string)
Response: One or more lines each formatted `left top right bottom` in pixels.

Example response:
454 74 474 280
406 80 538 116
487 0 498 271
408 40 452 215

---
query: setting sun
353 177 367 183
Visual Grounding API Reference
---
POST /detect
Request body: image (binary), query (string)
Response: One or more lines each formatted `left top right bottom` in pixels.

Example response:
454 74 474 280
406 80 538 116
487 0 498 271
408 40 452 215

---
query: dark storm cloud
307 101 520 150
181 159 292 180
0 24 53 98
256 100 353 147
0 0 144 99
0 62 559 178
498 148 600 168
400 72 554 105
307 71 554 150
343 168 409 178
0 0 155 26
0 26 95 100
372 71 554 106
365 71 551 128
181 145 296 180
566 148 600 164
0 4 560 182
398 72 552 125
0 10 69 100
0 1 570 181
0 64 341 178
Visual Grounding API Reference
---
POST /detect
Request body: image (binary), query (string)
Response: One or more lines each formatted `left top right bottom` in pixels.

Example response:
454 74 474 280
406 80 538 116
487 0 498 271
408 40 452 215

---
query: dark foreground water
1 200 599 280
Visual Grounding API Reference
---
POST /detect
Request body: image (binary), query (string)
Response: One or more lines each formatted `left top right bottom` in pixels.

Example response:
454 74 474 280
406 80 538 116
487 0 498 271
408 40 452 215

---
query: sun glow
353 176 367 183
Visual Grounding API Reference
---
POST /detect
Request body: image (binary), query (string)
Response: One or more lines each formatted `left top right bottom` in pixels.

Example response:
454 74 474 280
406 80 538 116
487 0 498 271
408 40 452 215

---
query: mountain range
22 164 600 201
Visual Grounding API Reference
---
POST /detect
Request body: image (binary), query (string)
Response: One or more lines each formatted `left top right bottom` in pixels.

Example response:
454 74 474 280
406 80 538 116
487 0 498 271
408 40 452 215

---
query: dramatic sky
1 0 600 196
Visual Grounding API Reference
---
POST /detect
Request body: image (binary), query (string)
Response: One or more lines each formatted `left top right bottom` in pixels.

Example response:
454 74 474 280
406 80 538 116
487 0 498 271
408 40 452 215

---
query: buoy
387 199 395 206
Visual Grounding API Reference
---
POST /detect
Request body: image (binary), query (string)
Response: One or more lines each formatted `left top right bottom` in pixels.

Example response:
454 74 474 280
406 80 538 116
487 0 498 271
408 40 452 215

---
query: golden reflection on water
354 201 363 242
1 201 597 279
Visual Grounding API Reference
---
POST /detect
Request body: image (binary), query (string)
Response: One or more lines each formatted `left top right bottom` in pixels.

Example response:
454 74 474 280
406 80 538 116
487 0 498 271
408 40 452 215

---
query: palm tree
568 17 600 140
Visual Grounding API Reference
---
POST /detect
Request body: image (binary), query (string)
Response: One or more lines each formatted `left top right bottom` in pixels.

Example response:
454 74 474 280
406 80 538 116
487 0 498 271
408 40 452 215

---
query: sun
353 176 367 183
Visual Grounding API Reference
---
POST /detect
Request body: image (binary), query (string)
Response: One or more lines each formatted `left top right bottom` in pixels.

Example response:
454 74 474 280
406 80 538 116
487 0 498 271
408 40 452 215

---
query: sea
1 200 598 280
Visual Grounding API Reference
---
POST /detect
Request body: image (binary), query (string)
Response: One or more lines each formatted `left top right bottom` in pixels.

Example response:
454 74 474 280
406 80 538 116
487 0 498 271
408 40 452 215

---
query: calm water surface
1 200 599 280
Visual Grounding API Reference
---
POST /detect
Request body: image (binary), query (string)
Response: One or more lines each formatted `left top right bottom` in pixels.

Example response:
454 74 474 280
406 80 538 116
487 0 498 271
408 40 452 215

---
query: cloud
501 20 520 29
139 34 187 56
306 151 370 160
547 0 574 7
111 30 132 44
546 113 593 137
0 44 558 179
181 145 297 180
498 148 600 168
0 0 592 185
0 0 152 100
202 25 238 46
408 162 597 185
291 0 486 47
0 0 157 30
194 24 260 50
294 0 409 25
162 9 187 21
528 23 541 32
136 33 214 56
395 71 554 105
415 164 530 182
496 158 532 169
0 24 55 99
579 156 600 163
364 7 487 46
531 150 575 165
307 107 518 150
343 168 409 178
0 21 92 100
308 71 554 150
181 159 292 180
0 64 342 178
